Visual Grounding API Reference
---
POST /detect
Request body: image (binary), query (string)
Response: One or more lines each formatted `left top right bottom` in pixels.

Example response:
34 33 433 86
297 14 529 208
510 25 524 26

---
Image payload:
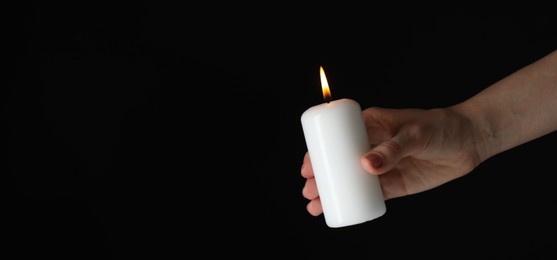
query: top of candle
320 66 332 103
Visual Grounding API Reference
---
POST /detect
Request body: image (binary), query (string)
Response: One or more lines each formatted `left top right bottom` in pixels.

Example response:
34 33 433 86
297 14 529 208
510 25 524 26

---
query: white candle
300 67 386 228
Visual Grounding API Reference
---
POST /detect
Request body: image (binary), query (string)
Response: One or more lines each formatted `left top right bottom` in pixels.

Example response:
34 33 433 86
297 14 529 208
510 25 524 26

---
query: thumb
361 132 416 175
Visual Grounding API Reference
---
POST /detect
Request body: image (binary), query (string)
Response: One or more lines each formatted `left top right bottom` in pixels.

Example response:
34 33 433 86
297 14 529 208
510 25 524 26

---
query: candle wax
301 98 386 228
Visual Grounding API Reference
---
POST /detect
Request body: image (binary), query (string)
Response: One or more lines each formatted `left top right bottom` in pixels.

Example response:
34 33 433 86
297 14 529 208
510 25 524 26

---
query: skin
301 49 557 216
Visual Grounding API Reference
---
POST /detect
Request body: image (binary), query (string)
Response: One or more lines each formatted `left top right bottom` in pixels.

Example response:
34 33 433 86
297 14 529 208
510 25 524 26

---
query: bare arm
451 49 557 163
303 49 557 210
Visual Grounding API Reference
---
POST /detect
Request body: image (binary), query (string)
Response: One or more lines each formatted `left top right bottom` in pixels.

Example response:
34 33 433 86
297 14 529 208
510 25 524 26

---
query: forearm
451 49 557 162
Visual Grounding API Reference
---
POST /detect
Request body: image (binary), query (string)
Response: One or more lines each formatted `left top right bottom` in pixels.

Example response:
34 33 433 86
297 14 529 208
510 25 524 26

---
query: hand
301 107 482 216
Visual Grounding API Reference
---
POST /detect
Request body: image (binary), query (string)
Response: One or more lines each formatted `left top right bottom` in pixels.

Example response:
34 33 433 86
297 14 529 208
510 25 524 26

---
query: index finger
301 152 314 179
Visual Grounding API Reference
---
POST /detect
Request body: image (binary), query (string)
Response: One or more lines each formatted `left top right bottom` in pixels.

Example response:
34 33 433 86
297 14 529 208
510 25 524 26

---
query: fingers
301 155 322 216
363 108 395 145
301 152 314 178
361 107 423 176
302 178 318 200
306 198 323 216
362 129 417 175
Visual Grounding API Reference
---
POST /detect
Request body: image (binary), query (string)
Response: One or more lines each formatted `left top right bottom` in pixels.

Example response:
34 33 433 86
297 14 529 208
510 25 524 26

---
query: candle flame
320 66 332 102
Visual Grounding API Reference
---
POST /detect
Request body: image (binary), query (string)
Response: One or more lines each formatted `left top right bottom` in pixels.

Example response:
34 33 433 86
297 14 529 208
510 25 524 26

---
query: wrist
445 103 491 165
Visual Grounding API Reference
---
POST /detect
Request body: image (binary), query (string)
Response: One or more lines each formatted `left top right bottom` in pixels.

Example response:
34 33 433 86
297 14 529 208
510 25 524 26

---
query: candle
300 66 386 228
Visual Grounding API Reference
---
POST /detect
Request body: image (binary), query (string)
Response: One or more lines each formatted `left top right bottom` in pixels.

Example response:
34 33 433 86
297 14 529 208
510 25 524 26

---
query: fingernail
368 153 383 168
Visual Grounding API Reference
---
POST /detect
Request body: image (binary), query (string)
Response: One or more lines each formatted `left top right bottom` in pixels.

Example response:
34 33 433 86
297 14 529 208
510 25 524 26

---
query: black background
5 4 557 259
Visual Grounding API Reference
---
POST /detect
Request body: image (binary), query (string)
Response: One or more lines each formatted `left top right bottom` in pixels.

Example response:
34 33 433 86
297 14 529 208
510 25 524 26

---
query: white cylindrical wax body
301 98 386 228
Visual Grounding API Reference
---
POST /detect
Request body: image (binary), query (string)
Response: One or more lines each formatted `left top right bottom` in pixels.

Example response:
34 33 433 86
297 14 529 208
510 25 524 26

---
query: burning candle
300 66 386 228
